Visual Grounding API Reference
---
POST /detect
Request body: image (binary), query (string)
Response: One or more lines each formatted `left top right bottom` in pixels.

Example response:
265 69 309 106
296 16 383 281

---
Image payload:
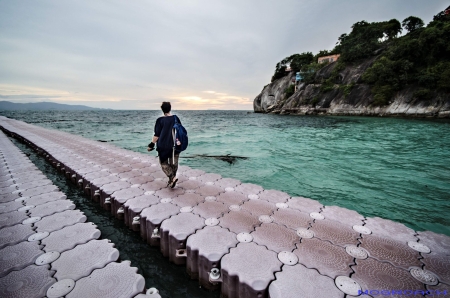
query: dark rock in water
215 155 247 165
183 154 247 165
97 140 108 142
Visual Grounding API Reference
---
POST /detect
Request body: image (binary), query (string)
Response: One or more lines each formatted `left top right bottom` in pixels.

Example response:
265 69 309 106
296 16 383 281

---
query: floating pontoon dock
0 116 448 298
0 129 163 298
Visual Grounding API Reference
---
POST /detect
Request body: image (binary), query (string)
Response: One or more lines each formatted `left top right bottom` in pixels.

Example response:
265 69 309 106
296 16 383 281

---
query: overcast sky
0 1 447 110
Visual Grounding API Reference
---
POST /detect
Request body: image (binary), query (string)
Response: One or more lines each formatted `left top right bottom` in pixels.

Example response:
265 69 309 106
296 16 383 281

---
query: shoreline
255 109 450 119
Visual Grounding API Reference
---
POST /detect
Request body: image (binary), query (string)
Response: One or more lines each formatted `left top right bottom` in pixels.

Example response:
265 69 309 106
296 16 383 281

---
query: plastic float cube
293 238 354 278
194 183 225 197
268 264 344 298
28 199 76 218
35 210 87 233
41 222 101 253
108 165 133 175
417 230 450 256
0 192 22 203
421 251 450 285
23 191 67 206
65 261 145 298
0 224 35 249
183 169 206 178
271 208 312 230
110 187 145 219
8 173 47 185
52 239 120 281
0 265 56 298
140 202 180 245
351 258 426 295
171 193 205 207
196 173 222 183
241 199 277 217
258 189 291 204
359 233 423 270
154 187 185 199
0 211 29 229
117 170 141 180
123 194 160 228
160 212 205 265
89 175 120 200
234 183 264 196
20 184 59 198
99 181 131 210
186 226 238 289
320 205 364 226
216 191 248 205
220 208 260 234
177 178 204 190
140 180 168 192
0 200 24 214
220 242 282 298
251 222 299 253
310 218 360 247
127 175 154 186
192 201 229 219
0 241 44 278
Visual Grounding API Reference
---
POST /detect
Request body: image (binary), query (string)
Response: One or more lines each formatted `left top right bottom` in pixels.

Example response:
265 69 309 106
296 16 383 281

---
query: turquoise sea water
2 110 449 236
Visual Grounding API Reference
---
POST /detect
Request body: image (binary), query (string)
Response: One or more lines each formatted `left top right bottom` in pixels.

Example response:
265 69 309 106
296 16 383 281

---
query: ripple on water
2 111 449 237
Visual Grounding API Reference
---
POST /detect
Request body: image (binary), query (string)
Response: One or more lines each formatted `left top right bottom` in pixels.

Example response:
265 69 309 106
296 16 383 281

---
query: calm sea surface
2 110 450 237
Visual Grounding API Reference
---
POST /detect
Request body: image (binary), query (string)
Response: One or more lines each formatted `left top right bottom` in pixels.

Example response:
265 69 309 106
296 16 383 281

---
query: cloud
172 90 251 110
0 0 445 109
0 84 123 103
203 91 228 96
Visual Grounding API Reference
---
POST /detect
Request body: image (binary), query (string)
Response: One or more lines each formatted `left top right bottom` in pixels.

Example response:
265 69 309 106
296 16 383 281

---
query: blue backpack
173 115 188 152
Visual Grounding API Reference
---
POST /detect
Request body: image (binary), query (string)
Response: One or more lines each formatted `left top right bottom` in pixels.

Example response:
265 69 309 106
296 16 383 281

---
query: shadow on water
183 154 248 165
10 137 219 298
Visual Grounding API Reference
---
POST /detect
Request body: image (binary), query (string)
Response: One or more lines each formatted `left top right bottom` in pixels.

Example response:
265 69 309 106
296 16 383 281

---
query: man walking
147 102 182 188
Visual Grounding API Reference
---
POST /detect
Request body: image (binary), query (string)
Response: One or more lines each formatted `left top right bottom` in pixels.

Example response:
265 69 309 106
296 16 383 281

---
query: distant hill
0 101 109 111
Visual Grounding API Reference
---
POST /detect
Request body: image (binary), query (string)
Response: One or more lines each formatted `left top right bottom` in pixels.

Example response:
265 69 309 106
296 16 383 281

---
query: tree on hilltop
271 52 314 82
289 53 314 72
337 20 387 62
384 19 402 39
402 16 424 33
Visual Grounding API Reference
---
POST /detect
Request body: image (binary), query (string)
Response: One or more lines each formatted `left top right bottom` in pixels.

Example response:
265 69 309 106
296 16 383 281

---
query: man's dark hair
161 102 171 114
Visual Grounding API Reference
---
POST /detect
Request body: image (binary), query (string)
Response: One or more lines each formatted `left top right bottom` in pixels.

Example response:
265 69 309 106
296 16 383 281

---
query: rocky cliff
253 58 450 118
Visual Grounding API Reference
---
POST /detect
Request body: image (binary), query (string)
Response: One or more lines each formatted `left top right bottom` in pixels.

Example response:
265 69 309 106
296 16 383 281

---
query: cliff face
253 58 450 118
253 73 293 112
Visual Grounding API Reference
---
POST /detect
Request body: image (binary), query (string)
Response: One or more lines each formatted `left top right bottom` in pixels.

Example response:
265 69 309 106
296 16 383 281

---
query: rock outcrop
253 58 450 118
253 73 293 112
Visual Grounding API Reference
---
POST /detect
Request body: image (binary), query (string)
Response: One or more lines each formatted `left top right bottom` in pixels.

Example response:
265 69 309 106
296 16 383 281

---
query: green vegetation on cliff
271 6 450 106
363 11 450 104
271 52 314 82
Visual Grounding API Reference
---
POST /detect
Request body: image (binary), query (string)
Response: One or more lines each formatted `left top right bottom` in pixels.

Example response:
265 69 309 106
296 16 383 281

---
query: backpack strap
171 115 177 164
